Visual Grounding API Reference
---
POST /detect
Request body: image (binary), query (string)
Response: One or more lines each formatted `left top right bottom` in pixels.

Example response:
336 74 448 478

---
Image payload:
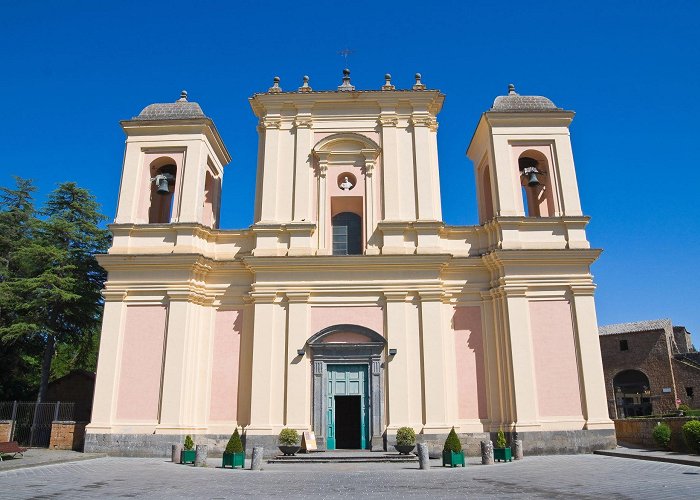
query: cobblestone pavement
0 455 698 499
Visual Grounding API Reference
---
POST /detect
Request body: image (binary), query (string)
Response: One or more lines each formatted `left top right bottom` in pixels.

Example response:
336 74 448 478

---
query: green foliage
443 427 462 453
278 428 300 446
225 428 244 454
184 435 194 451
678 404 691 412
396 427 416 446
496 428 508 449
652 422 672 449
0 178 110 401
682 420 700 454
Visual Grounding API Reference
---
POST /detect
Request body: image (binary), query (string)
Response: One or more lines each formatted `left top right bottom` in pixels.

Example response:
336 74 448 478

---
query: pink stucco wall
209 309 242 421
529 300 583 418
453 306 488 420
116 305 167 421
310 306 384 337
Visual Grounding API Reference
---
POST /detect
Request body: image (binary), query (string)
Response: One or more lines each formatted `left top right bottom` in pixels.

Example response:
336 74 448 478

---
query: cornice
242 254 452 272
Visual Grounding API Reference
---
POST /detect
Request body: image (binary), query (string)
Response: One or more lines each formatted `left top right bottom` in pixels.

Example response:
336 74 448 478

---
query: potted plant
394 427 416 455
278 428 301 456
493 428 512 462
442 427 465 467
222 427 245 469
181 435 196 464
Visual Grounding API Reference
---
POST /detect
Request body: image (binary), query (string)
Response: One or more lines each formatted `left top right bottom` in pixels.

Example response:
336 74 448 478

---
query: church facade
85 72 615 456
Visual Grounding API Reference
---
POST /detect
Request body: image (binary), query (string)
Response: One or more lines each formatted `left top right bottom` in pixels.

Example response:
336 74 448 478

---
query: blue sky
1 1 698 336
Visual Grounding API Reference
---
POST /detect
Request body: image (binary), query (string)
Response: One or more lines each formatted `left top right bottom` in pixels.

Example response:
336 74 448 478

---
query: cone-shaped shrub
443 427 462 453
225 428 244 454
496 428 507 449
184 435 194 451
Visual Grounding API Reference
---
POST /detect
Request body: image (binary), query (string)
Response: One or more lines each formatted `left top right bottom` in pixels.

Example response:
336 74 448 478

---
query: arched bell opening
307 324 386 451
148 159 177 223
518 150 555 217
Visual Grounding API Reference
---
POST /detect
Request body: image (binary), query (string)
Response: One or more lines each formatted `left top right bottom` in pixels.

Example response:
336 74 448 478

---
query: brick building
599 319 700 418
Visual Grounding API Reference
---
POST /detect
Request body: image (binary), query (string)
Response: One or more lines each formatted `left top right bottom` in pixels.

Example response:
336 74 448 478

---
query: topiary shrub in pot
682 420 700 454
493 428 512 462
181 435 196 464
394 427 416 455
652 422 672 450
278 428 301 456
222 428 245 469
442 427 465 467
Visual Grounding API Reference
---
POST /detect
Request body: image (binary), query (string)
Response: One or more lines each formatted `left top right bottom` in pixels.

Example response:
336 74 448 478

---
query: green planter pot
222 452 245 469
442 450 465 467
181 449 196 464
494 447 512 462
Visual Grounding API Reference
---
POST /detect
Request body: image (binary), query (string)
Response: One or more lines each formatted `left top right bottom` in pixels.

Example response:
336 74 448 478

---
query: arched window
332 212 362 255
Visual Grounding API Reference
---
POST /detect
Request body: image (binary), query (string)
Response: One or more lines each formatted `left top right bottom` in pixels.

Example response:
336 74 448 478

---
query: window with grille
332 212 362 255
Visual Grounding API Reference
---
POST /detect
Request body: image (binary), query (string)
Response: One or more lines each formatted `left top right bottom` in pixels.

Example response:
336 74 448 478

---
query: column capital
259 117 281 129
102 290 127 301
294 117 313 129
418 290 445 302
383 291 410 302
286 292 311 303
249 291 279 303
569 284 596 296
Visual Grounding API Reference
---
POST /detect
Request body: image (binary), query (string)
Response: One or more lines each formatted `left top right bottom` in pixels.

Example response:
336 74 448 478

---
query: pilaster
569 285 614 429
285 292 311 428
87 292 126 430
379 113 400 220
259 115 282 222
362 149 380 254
293 115 314 222
315 152 330 255
247 292 282 433
411 114 440 221
419 291 451 433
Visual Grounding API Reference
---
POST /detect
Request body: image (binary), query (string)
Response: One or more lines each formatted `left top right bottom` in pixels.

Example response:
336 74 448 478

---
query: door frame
307 324 386 451
327 365 368 450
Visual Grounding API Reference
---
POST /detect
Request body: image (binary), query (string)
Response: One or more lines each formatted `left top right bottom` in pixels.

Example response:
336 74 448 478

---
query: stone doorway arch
307 324 386 450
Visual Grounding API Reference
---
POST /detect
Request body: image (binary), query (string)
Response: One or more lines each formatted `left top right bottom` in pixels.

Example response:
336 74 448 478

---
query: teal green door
326 364 369 450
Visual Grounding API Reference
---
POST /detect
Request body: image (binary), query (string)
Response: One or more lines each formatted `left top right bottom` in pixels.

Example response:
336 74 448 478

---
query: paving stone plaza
1 455 697 499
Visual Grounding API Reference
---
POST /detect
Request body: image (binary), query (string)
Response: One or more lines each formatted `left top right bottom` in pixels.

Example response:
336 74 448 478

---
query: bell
527 171 540 187
154 173 173 195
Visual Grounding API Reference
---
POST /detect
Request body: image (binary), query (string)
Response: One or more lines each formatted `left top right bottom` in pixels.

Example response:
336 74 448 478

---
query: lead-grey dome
490 84 561 112
133 90 207 120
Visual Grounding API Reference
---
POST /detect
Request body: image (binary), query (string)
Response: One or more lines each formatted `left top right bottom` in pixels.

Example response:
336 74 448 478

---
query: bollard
417 443 429 470
171 443 183 464
480 440 494 465
194 444 208 467
514 439 523 460
251 446 264 470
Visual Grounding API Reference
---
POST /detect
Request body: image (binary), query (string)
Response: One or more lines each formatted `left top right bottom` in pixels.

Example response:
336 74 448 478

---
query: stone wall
600 329 677 416
0 420 12 442
673 359 700 408
49 421 87 451
614 417 696 452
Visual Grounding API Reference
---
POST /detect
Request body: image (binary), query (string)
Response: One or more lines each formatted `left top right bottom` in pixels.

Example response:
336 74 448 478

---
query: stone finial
299 75 312 93
338 68 355 91
177 90 188 102
413 73 426 90
268 76 282 93
382 73 395 91
508 83 517 95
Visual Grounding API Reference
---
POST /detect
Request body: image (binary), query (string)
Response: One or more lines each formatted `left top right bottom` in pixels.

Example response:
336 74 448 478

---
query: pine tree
0 181 110 402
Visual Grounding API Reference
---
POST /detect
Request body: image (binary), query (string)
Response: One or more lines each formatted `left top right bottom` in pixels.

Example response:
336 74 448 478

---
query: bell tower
468 85 584 217
114 91 230 228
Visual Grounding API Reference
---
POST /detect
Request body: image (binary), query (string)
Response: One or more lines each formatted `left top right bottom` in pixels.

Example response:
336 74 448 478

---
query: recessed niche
337 172 357 191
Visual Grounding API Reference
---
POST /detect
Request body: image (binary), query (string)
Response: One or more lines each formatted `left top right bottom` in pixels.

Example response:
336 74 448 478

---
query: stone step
268 452 418 464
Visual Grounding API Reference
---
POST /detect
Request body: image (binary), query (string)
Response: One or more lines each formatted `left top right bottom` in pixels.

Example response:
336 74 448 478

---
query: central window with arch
332 212 362 255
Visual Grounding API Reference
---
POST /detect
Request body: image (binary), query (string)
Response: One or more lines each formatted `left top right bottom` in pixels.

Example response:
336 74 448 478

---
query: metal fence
0 401 75 447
